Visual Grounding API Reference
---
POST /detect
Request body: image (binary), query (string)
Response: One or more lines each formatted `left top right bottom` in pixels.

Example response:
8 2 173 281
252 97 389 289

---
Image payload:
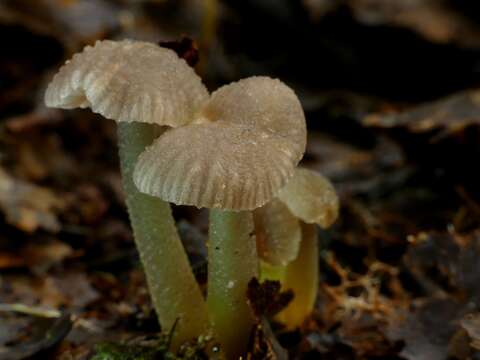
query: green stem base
118 122 209 349
208 210 258 359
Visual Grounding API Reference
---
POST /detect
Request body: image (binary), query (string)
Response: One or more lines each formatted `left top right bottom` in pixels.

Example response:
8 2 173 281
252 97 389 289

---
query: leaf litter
2 1 480 359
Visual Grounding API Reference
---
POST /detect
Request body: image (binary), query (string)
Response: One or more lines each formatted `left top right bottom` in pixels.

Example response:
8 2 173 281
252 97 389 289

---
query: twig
0 303 61 318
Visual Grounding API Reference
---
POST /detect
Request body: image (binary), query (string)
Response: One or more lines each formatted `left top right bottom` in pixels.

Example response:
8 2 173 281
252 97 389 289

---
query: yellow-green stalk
208 210 258 359
118 122 209 348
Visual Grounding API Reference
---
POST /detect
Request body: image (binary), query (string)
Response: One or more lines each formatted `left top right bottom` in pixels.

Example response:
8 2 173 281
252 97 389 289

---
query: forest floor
2 1 480 359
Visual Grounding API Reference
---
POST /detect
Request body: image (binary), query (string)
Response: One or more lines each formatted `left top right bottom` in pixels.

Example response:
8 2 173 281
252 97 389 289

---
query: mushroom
254 167 339 329
254 198 302 268
134 76 306 358
44 39 210 348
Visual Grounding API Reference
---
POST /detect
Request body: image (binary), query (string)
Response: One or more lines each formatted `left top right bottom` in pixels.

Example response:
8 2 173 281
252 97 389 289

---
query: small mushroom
277 167 339 228
44 39 210 348
254 198 302 267
133 76 306 358
134 76 306 210
254 168 339 329
45 39 208 127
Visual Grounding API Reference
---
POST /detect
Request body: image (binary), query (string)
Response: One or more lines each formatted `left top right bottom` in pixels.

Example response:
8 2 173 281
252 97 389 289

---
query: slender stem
277 223 318 329
118 122 209 348
208 210 258 359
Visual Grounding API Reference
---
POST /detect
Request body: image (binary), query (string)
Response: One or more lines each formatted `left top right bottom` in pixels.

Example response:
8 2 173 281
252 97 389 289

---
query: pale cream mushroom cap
45 39 209 127
202 76 306 158
277 168 339 228
254 199 301 266
253 168 338 266
134 76 307 210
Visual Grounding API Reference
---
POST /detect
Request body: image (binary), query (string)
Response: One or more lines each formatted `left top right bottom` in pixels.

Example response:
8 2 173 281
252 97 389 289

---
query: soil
1 1 480 359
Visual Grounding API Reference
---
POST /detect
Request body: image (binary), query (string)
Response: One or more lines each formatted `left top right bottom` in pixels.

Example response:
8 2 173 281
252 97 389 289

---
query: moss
92 334 212 360
92 342 167 360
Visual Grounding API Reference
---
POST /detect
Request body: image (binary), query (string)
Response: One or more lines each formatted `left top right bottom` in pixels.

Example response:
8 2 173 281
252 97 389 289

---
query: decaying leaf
303 0 480 46
364 90 480 137
384 231 480 359
1 0 121 44
1 272 99 312
305 134 407 198
347 0 480 46
404 231 480 300
0 314 72 360
0 240 75 272
4 106 62 133
338 312 398 358
246 278 293 319
386 299 464 360
0 167 65 232
159 36 200 68
247 319 288 360
460 313 480 350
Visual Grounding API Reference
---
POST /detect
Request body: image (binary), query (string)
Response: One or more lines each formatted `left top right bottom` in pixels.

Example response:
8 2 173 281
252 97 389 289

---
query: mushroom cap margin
254 198 302 266
276 168 339 228
45 39 209 127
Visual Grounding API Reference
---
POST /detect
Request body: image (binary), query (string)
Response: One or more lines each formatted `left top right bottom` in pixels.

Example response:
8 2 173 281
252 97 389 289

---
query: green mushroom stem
118 122 210 349
207 209 258 359
276 222 319 329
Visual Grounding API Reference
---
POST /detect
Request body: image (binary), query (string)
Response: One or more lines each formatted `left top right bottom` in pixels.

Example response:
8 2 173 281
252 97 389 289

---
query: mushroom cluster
254 168 339 329
45 39 337 358
133 72 306 358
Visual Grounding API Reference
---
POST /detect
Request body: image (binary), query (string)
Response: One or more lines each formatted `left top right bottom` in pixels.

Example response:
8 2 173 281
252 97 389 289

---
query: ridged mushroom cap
277 168 339 228
134 76 306 210
254 168 338 266
45 39 209 127
254 199 301 266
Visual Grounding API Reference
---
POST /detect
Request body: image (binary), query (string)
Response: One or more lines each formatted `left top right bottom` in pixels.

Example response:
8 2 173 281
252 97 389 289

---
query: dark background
2 1 480 359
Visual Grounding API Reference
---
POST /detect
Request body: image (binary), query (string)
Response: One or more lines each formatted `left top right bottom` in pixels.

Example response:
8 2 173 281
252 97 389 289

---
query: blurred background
2 0 480 359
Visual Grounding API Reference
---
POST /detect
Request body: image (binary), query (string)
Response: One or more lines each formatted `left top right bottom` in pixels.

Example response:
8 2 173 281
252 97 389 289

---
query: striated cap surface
134 76 307 210
277 168 339 228
254 199 301 266
45 39 209 127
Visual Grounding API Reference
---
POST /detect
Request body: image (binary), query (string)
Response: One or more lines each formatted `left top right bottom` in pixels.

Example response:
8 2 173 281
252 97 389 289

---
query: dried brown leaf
246 278 293 319
460 313 480 350
364 90 480 137
0 167 66 232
